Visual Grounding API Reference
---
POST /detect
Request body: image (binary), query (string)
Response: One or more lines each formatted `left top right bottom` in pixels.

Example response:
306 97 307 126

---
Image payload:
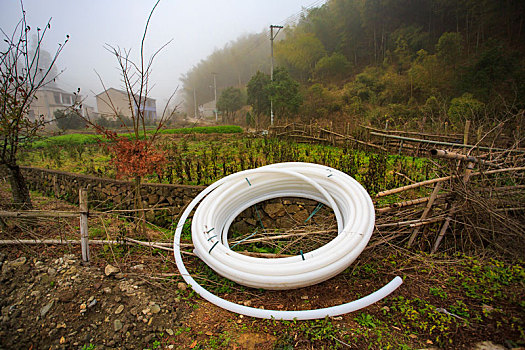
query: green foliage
447 93 485 127
354 313 379 328
216 87 244 121
436 32 463 66
314 52 352 81
54 109 86 130
275 32 326 80
31 126 242 148
460 44 522 101
268 68 302 119
301 84 341 120
247 71 271 116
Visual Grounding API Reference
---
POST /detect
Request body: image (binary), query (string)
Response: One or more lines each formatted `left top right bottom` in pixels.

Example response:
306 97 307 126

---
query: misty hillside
183 0 525 131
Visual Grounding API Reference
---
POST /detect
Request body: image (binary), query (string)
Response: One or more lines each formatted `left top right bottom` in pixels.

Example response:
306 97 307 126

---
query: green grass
30 125 243 148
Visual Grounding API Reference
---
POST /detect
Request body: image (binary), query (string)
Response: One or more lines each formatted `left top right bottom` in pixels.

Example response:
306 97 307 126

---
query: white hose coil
173 162 402 320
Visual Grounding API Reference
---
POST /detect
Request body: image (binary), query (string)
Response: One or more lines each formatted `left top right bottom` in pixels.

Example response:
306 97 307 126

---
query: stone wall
18 166 204 223
7 166 331 231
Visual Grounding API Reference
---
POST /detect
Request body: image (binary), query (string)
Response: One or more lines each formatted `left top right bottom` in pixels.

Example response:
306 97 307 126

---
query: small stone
87 296 95 303
131 264 145 271
177 282 187 291
243 300 252 306
87 299 97 308
40 301 54 317
59 291 74 303
114 319 123 332
11 257 27 268
300 295 309 300
115 305 124 315
150 304 160 314
472 341 506 350
103 287 112 294
166 328 174 336
264 202 285 218
114 272 125 279
105 264 119 276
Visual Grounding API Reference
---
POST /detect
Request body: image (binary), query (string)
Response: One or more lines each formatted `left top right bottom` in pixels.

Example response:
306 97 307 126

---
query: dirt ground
0 184 524 350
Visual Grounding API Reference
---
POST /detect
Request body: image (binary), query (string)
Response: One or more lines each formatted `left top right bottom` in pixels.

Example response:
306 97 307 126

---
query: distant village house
27 85 93 122
96 88 157 121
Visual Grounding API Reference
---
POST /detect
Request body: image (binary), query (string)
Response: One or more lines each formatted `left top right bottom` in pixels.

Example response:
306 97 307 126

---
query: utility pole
193 88 198 119
212 72 218 122
270 24 283 126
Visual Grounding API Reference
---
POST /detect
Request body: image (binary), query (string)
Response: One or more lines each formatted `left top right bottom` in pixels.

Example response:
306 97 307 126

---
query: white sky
0 0 324 109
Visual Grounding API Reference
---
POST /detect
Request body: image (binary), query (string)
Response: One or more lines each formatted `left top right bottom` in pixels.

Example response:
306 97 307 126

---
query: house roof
95 87 156 101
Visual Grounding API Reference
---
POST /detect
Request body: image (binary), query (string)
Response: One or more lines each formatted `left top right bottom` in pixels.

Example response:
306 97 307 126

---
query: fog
0 0 322 109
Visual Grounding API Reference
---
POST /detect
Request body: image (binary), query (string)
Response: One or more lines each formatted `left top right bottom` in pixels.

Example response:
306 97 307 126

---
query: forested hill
182 0 525 131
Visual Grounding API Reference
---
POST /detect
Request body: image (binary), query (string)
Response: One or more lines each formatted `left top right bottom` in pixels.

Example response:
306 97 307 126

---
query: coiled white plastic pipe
173 162 402 320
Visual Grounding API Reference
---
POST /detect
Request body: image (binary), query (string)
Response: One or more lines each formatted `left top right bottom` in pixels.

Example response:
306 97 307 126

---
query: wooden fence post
463 119 471 145
79 188 89 262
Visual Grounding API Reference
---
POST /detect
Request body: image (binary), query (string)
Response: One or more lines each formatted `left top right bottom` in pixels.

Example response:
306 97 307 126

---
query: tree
55 109 86 130
0 3 68 209
436 32 463 68
314 52 352 81
448 93 485 127
89 0 174 233
217 87 243 123
247 71 271 118
275 32 326 80
268 67 302 120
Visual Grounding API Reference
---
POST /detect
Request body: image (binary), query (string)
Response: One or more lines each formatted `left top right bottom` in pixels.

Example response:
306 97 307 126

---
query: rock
11 257 27 268
114 319 123 332
105 264 120 276
472 341 506 350
292 210 309 223
114 272 125 279
131 264 145 271
87 299 97 309
287 204 300 214
150 304 160 314
59 291 74 303
166 328 174 336
40 301 54 317
264 203 285 218
177 282 187 291
119 281 135 294
245 218 257 226
115 305 124 315
243 300 252 306
103 287 112 294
